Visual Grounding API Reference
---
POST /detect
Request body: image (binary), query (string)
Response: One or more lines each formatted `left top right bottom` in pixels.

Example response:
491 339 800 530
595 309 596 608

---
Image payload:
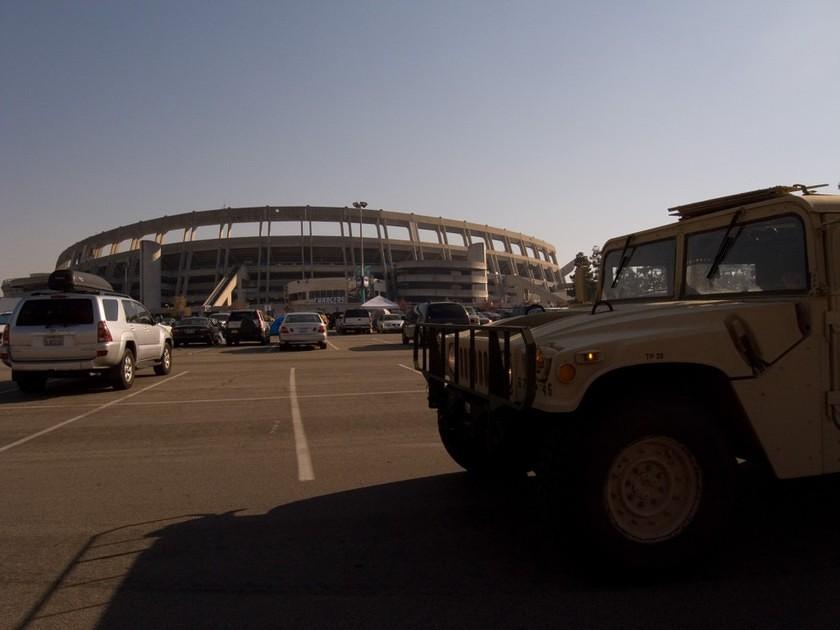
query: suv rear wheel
111 349 136 390
15 371 47 394
154 343 172 376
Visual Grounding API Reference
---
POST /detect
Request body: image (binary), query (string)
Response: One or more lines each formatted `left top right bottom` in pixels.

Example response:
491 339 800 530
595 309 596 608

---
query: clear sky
2 1 839 286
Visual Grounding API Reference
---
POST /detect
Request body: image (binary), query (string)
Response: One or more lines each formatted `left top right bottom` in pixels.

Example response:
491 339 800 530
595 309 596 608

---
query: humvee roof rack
47 269 115 293
668 186 795 220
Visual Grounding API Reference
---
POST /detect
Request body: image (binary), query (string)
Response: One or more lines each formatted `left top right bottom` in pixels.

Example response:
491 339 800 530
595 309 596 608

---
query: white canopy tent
360 295 399 310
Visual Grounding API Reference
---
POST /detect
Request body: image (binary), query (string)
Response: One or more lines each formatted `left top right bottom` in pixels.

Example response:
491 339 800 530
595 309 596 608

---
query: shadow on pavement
0 373 165 405
349 342 409 352
219 346 280 355
75 471 840 629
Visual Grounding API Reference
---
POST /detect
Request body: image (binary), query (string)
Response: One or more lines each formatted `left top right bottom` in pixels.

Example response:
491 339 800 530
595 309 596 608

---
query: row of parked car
1 268 550 393
170 309 328 349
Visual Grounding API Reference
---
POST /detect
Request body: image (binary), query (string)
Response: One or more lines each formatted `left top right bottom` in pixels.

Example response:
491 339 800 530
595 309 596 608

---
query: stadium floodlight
352 202 368 300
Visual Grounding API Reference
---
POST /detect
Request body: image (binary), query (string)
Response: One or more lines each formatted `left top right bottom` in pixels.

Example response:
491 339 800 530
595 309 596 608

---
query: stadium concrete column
376 214 388 292
139 240 162 312
438 223 451 261
467 242 489 302
408 215 422 261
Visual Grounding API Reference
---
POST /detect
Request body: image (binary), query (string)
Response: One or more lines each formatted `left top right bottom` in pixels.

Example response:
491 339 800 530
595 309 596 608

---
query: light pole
352 201 368 302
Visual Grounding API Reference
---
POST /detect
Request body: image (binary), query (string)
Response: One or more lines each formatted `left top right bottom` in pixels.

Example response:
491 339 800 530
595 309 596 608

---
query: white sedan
279 312 328 349
376 314 404 333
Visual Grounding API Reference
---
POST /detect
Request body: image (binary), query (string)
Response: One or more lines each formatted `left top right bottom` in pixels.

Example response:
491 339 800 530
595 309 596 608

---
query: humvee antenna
791 183 828 195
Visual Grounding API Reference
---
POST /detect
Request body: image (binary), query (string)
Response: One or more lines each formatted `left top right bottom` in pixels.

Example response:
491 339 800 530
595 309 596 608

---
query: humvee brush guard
415 185 840 570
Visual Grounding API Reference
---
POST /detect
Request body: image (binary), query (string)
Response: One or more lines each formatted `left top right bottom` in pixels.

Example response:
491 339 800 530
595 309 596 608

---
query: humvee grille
414 323 537 410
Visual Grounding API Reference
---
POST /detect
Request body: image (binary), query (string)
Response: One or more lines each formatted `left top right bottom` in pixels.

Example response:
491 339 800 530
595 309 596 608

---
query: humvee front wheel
604 435 702 544
543 399 734 570
438 394 528 478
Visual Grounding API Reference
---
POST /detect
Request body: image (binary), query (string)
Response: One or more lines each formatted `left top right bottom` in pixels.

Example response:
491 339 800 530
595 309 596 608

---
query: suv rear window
344 309 370 318
228 311 257 322
427 303 469 323
17 298 94 326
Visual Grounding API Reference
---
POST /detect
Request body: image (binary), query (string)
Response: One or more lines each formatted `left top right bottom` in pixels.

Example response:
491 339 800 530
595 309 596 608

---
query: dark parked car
173 317 224 346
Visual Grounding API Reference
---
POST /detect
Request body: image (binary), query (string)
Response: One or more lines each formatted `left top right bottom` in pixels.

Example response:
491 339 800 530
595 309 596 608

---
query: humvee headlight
575 350 603 364
556 363 577 384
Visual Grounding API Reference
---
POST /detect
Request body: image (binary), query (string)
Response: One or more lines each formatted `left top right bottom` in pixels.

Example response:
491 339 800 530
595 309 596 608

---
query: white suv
0 270 173 393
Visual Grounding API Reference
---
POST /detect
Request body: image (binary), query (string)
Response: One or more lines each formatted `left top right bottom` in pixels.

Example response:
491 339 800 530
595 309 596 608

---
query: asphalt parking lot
2 333 840 629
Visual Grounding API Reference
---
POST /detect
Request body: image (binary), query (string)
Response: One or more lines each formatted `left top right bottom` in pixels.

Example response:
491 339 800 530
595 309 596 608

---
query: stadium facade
11 206 567 312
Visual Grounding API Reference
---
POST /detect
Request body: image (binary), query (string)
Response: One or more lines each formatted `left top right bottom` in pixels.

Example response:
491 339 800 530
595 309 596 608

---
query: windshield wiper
705 210 743 280
610 235 633 289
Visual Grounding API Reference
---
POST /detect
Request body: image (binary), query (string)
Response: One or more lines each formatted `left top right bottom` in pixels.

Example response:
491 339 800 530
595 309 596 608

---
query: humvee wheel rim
605 436 701 543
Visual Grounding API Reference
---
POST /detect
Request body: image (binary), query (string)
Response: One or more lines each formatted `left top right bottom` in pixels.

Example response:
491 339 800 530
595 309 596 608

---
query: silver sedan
278 312 328 349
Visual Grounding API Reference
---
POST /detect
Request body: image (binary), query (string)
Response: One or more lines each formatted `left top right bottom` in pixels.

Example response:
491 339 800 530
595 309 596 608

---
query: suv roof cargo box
47 270 114 293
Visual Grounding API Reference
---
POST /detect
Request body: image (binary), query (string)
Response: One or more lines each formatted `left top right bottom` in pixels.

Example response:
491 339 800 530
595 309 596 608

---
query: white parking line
289 367 315 481
326 340 340 351
0 371 189 454
398 363 423 376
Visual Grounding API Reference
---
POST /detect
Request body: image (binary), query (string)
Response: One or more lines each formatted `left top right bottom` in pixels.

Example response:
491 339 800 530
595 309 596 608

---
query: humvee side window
684 215 807 296
601 238 676 300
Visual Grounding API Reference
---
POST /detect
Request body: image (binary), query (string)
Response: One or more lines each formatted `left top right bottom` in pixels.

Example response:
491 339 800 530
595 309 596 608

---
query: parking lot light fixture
352 201 368 302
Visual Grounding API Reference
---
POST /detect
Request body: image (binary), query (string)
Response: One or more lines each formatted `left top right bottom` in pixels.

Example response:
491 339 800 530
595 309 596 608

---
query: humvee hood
524 300 806 368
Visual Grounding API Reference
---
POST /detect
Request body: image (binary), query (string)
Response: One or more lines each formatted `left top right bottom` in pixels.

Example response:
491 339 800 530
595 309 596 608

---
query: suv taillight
318 324 326 333
280 326 289 334
98 321 113 343
1 326 9 359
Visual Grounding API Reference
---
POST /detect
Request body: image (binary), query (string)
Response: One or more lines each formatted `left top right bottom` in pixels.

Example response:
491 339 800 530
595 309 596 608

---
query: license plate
44 335 64 346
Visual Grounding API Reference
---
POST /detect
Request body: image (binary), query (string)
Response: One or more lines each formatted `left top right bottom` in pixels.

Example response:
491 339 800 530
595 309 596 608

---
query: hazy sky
2 1 839 285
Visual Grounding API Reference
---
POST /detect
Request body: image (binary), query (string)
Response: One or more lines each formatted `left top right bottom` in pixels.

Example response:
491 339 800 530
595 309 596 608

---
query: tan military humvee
416 185 840 569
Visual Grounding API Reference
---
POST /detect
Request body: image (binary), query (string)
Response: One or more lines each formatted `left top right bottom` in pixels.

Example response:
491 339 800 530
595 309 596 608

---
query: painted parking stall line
289 367 315 481
0 371 189 454
398 363 423 376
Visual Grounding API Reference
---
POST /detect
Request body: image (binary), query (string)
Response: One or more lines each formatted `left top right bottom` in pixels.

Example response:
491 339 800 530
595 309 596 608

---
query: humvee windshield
601 238 676 301
601 216 808 301
684 215 807 295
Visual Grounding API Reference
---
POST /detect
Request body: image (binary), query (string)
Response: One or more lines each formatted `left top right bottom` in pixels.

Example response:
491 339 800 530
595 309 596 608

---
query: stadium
21 205 568 312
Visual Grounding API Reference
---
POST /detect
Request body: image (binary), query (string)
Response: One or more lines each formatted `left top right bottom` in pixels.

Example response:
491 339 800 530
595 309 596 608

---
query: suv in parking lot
402 302 470 344
1 270 173 393
224 309 270 345
339 309 373 334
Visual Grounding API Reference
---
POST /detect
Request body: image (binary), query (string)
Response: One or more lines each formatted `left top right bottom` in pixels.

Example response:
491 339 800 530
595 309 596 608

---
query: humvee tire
438 393 528 478
542 396 734 570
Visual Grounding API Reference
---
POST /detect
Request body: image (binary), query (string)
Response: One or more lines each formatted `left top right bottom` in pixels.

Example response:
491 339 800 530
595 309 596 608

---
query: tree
572 246 601 302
